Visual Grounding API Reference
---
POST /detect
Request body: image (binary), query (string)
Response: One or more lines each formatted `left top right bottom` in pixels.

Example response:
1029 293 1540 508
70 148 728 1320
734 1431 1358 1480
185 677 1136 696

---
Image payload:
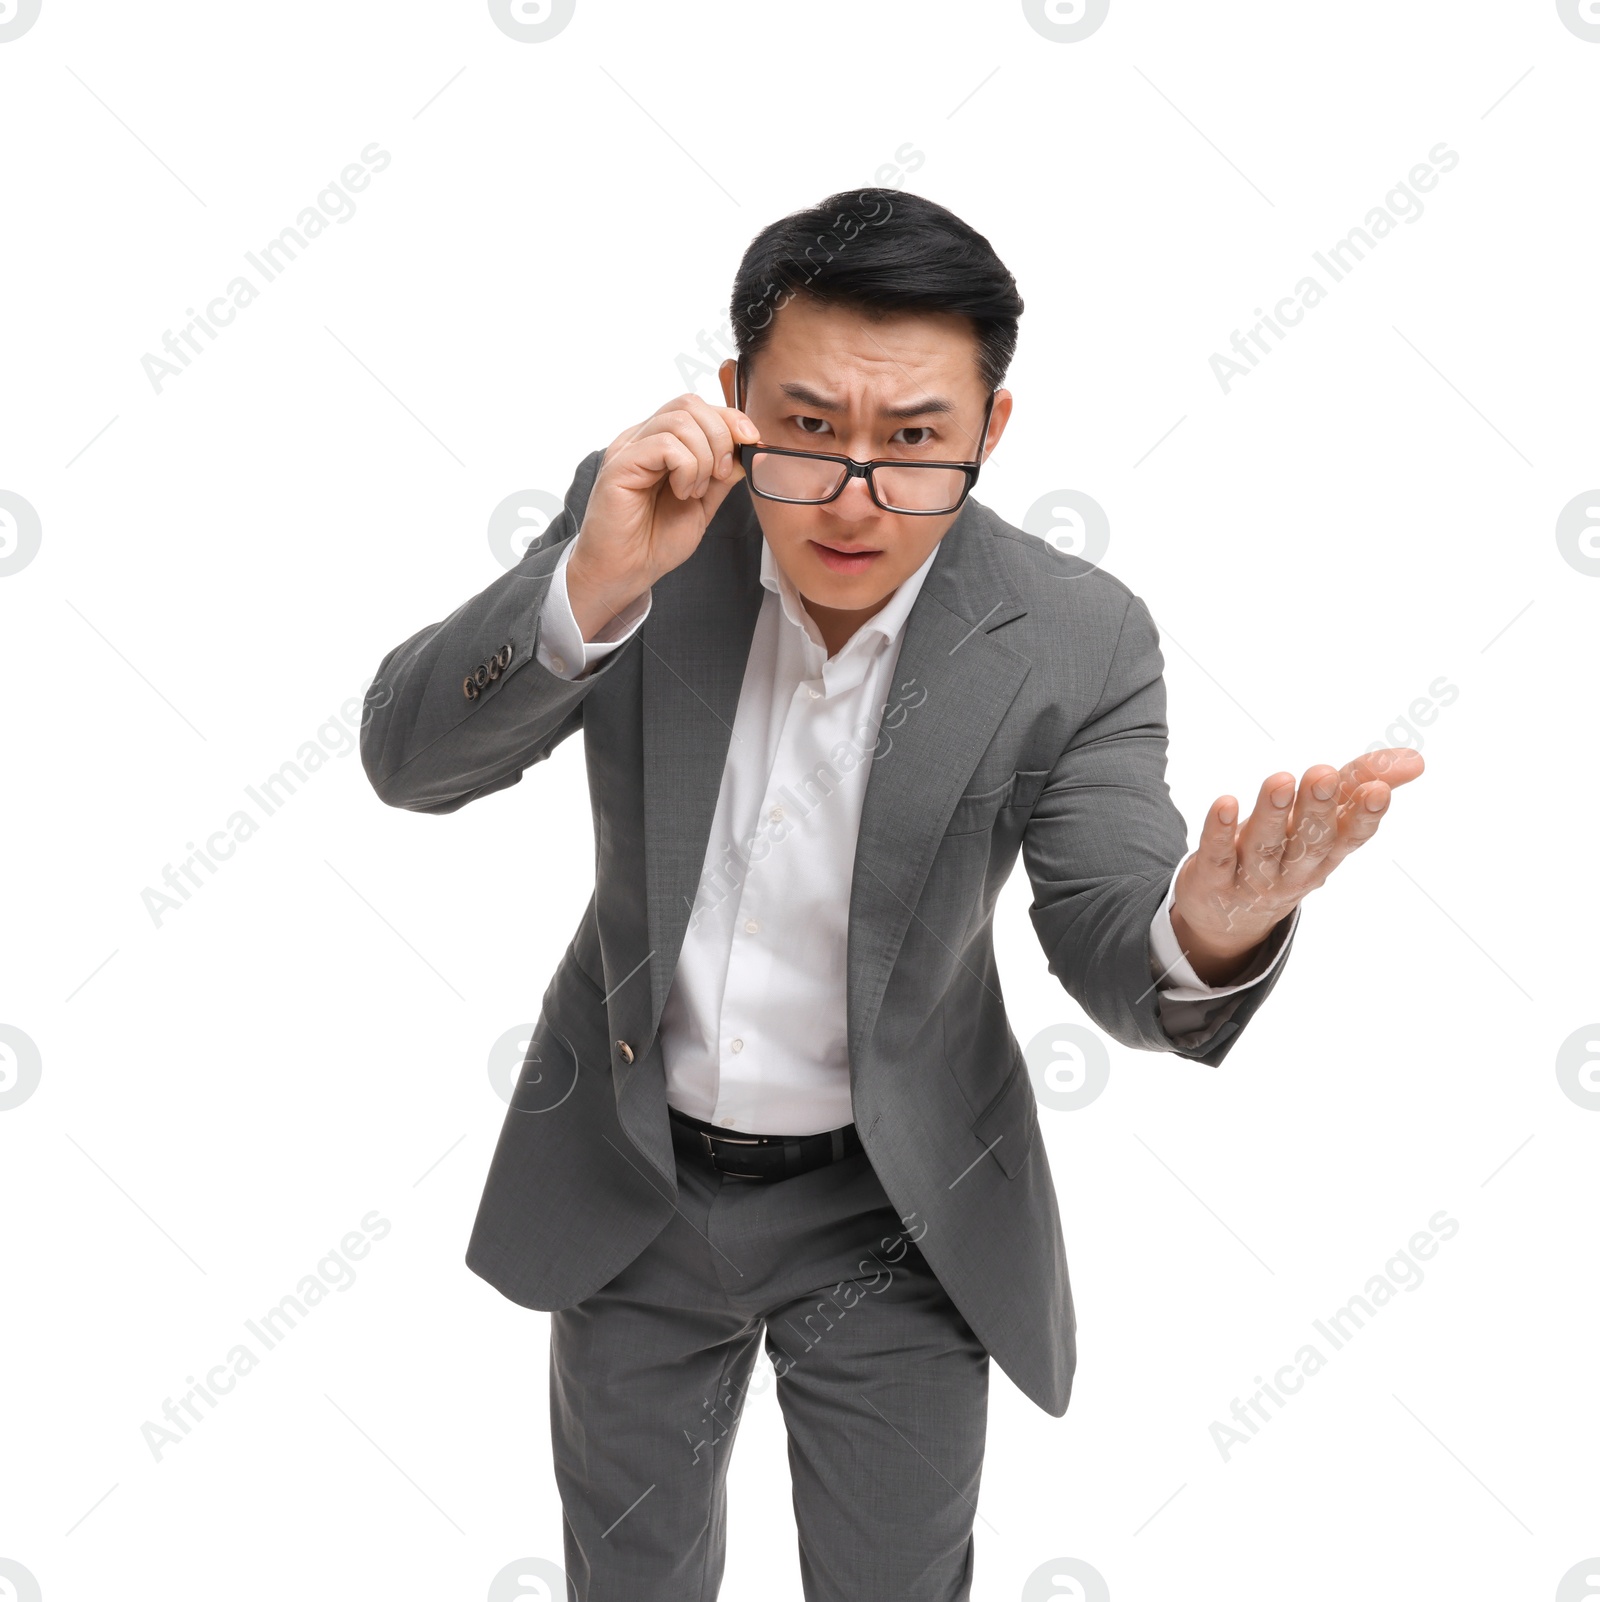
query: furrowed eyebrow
777 382 955 420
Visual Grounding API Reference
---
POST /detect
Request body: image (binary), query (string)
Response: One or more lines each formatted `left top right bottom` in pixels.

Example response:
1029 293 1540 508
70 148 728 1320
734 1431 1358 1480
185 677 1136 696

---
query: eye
787 416 939 449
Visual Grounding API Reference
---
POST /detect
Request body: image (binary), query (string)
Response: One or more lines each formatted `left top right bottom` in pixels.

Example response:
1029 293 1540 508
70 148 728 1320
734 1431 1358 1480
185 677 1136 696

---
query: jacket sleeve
359 447 631 815
1020 592 1295 1067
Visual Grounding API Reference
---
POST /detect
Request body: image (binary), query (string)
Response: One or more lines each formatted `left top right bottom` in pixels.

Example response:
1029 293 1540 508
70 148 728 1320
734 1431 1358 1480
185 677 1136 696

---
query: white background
2 2 1596 1599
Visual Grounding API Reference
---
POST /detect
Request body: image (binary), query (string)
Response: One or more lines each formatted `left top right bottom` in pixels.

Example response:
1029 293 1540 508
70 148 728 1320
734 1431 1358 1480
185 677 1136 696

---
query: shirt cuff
1147 853 1297 1000
536 539 652 680
1146 853 1297 1051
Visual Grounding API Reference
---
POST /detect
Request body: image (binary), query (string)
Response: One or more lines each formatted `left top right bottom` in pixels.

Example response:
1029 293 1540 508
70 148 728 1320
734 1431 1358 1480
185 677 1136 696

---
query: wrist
566 548 649 645
1167 906 1269 986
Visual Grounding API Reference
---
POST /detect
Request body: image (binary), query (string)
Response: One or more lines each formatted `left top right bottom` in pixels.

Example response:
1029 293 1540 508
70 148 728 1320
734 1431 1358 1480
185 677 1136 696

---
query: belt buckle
700 1129 769 1180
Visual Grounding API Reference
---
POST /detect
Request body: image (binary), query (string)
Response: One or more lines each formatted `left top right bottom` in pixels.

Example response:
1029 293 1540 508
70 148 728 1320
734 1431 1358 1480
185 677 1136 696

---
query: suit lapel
638 489 1030 1067
640 497 766 1030
844 502 1030 1068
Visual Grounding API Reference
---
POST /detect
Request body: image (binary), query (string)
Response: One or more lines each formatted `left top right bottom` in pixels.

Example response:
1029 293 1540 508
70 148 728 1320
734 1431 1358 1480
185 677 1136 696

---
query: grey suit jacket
360 448 1295 1416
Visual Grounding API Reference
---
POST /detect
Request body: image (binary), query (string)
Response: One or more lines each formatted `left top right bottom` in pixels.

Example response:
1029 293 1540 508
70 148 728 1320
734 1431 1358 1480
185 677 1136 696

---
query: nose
826 469 878 524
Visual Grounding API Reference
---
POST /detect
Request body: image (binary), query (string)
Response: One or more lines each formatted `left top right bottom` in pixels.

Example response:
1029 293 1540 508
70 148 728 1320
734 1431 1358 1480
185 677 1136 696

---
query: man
360 188 1421 1602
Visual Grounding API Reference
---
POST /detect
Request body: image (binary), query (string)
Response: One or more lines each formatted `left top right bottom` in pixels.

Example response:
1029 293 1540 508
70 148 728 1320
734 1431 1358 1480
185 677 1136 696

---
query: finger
1280 763 1342 884
1190 795 1241 888
1233 770 1296 904
1336 746 1423 805
695 456 750 525
611 431 704 506
626 406 715 498
716 404 762 452
671 393 749 491
1300 779 1391 888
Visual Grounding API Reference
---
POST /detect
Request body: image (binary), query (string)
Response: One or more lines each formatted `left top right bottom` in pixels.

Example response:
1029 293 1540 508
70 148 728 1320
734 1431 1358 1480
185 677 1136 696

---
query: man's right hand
566 393 761 643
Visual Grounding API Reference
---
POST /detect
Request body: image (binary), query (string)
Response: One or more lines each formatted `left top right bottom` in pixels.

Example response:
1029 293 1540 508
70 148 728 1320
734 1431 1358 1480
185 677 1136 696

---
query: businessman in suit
360 188 1421 1601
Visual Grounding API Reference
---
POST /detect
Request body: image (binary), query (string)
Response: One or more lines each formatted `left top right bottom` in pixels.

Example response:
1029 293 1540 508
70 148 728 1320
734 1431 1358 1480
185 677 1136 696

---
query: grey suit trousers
549 1112 990 1601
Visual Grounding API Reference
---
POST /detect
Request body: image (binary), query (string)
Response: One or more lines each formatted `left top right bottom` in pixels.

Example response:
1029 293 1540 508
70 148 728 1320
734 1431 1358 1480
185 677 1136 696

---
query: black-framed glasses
732 355 996 517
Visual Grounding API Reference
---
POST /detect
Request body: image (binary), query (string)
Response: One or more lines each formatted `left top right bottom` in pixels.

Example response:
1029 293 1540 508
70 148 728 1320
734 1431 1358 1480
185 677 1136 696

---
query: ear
719 358 739 409
982 389 1014 463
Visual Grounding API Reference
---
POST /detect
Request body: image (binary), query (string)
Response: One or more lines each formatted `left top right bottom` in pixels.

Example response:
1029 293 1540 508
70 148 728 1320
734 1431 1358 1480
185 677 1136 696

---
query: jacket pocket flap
944 768 1051 836
970 1049 1038 1179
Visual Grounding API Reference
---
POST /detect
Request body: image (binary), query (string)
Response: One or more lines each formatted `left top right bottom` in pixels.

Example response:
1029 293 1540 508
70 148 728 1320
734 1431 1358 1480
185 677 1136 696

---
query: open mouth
809 540 882 574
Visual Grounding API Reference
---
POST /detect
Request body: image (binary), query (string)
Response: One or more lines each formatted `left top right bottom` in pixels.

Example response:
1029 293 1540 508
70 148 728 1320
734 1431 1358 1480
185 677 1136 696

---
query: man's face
718 296 1011 641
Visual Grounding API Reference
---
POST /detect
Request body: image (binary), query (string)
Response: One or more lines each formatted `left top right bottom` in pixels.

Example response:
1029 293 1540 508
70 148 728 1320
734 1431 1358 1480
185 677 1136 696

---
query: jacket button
615 1040 634 1064
463 675 479 700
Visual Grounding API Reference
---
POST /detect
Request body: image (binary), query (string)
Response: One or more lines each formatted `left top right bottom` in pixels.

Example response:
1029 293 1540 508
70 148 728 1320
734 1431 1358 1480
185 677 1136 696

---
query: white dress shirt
535 535 1292 1135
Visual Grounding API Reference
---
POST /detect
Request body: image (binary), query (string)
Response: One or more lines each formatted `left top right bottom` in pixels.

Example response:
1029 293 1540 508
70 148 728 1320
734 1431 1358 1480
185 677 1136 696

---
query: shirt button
807 686 821 700
719 1116 736 1127
769 806 784 822
730 1038 744 1053
550 654 565 673
744 919 759 934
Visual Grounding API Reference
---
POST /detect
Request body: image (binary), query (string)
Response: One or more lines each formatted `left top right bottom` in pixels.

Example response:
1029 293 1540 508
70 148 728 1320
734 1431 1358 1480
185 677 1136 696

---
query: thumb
695 456 748 528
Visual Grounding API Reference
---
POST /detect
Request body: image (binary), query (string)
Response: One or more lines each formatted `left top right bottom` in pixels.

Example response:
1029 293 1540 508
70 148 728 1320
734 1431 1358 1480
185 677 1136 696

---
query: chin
811 581 897 617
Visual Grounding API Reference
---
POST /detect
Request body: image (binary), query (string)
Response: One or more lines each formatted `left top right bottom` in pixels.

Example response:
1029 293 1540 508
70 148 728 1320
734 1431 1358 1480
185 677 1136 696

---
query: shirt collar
759 534 941 657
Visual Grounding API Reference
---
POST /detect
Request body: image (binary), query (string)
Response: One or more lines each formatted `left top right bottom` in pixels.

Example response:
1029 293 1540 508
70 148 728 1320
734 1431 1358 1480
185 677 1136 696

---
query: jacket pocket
942 768 1051 837
570 952 607 1000
546 948 611 1075
970 1046 1039 1179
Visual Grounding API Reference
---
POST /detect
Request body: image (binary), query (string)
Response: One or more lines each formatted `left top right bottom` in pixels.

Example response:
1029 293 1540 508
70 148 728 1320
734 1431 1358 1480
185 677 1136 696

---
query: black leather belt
669 1106 863 1182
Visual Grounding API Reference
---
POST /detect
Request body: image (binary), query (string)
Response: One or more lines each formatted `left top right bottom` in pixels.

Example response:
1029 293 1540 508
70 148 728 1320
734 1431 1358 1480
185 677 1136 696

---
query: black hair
728 188 1023 395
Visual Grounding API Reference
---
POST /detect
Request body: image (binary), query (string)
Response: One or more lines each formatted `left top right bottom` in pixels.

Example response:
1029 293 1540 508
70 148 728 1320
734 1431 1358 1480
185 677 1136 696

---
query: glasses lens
873 464 969 514
746 452 970 513
748 451 847 503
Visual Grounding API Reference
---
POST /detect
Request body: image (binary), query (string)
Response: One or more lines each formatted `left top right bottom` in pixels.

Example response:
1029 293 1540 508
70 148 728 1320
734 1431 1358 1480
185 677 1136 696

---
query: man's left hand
1168 747 1426 986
